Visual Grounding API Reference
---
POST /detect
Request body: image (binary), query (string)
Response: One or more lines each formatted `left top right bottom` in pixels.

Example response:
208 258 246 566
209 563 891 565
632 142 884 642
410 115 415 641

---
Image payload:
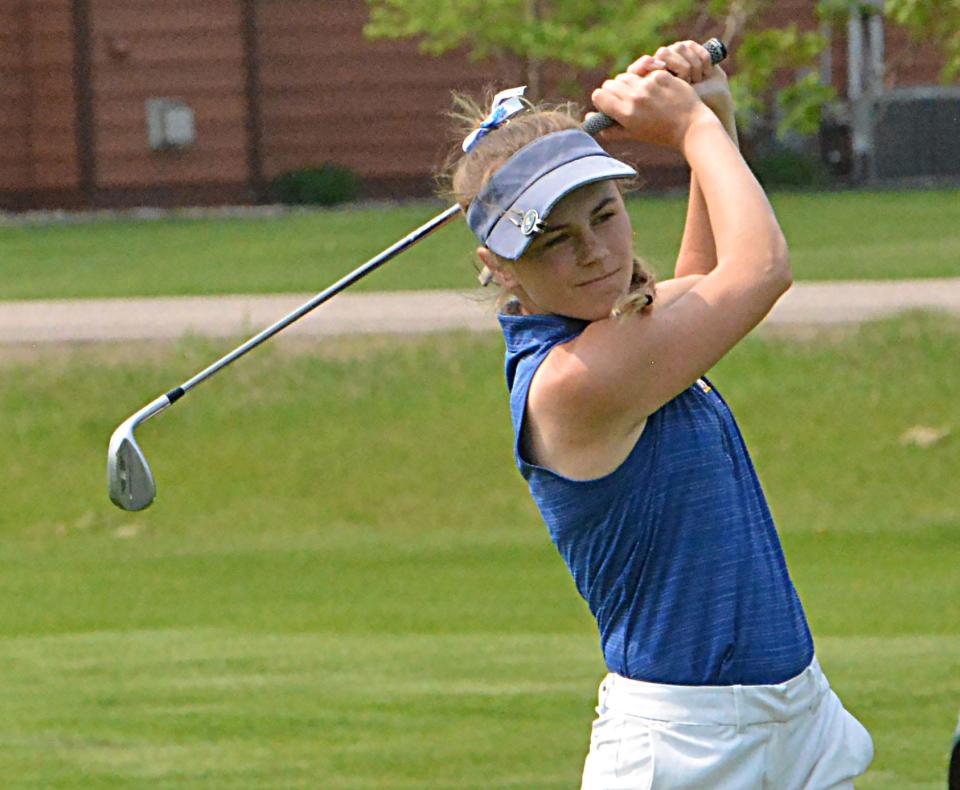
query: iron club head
107 395 173 511
108 424 156 511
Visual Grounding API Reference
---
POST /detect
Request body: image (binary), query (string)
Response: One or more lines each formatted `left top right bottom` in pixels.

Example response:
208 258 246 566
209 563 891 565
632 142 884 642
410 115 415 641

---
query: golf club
107 38 727 511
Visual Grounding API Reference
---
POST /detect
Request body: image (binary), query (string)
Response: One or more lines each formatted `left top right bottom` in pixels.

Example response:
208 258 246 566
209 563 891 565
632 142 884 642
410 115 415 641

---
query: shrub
270 164 360 206
749 147 832 189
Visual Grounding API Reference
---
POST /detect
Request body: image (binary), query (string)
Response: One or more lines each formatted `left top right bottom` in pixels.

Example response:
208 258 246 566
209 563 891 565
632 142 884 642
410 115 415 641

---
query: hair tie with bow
461 86 528 153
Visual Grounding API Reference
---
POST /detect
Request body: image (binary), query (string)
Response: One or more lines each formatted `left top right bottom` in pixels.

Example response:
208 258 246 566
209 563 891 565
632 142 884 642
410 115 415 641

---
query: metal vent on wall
871 87 960 179
146 98 196 151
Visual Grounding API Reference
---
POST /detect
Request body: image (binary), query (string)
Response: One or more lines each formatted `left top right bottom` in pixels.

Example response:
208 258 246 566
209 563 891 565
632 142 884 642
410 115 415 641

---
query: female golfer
442 40 874 788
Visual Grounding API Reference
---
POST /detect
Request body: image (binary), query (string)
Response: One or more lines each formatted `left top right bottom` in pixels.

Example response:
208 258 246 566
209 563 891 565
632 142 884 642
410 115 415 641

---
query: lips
577 269 618 287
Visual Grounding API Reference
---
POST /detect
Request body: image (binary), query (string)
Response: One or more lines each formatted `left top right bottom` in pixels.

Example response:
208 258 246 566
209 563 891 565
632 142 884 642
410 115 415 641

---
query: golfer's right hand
590 67 711 150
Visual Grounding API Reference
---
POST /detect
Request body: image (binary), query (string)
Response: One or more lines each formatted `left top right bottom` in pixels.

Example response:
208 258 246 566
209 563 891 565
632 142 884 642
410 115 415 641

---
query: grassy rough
0 189 957 301
1 313 958 787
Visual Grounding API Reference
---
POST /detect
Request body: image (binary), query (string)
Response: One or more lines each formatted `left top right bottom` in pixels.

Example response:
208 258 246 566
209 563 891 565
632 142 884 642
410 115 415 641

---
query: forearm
673 172 715 277
674 110 739 278
680 109 788 283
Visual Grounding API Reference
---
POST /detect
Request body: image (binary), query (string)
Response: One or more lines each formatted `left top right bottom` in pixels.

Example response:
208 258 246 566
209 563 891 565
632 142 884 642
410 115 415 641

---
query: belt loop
733 685 744 733
599 674 611 709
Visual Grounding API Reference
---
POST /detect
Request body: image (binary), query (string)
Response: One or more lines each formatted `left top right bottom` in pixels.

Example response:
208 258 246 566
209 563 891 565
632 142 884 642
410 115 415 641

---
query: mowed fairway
0 188 957 300
2 313 958 788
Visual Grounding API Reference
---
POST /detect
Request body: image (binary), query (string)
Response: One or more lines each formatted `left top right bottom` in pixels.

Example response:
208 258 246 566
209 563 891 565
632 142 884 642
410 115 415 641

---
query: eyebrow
540 196 617 234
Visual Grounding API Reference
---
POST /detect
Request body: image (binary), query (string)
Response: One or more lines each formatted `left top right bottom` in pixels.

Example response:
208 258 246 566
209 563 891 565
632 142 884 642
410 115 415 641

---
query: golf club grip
582 38 728 138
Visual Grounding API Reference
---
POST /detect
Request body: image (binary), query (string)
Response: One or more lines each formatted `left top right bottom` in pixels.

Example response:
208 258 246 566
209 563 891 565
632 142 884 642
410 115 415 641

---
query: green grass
1 313 958 787
0 189 957 301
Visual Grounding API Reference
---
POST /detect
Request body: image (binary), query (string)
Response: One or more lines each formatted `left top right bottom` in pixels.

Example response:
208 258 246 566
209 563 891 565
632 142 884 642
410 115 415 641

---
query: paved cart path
1 279 959 345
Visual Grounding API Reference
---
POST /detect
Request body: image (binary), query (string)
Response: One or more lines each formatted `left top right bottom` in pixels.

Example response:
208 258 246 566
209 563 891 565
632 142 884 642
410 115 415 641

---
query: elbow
714 233 792 297
778 268 793 296
775 240 792 293
766 235 792 295
773 254 792 295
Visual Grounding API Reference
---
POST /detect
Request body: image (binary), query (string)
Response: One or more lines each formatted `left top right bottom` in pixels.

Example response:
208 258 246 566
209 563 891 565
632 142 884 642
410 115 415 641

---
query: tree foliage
730 19 833 138
883 0 960 82
365 0 697 70
818 0 960 82
365 0 957 141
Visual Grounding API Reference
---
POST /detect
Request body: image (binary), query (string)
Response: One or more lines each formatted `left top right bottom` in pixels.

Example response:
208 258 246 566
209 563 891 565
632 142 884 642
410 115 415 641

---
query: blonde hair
437 89 656 318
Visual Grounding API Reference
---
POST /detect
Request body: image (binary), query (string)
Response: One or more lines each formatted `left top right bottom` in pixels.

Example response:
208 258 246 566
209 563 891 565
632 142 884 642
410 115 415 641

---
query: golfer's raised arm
554 72 791 429
674 76 739 278
628 42 739 279
682 111 789 295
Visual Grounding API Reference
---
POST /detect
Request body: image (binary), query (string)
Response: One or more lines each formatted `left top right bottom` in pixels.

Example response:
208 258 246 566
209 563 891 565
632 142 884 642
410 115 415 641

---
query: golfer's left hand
587 41 733 140
635 41 733 121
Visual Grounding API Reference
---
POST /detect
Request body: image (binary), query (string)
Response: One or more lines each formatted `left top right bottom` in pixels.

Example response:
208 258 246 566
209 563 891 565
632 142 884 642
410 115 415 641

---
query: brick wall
0 0 953 210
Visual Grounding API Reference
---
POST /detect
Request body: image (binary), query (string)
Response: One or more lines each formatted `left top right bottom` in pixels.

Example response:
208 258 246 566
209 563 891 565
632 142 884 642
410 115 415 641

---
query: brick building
0 0 952 211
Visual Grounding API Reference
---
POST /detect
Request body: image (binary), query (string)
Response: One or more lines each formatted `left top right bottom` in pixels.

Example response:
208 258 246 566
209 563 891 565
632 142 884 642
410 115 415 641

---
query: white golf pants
581 656 873 789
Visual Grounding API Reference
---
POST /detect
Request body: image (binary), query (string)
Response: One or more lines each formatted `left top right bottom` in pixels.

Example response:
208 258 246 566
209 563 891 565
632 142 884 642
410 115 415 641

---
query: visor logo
515 208 545 237
506 207 546 238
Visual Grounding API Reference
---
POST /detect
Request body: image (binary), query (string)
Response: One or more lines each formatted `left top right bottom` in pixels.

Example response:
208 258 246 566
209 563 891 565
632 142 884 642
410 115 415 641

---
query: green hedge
270 163 360 206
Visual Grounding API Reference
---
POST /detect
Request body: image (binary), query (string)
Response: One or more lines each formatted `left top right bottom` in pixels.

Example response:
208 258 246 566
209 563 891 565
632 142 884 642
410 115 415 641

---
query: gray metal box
146 98 196 151
872 87 960 179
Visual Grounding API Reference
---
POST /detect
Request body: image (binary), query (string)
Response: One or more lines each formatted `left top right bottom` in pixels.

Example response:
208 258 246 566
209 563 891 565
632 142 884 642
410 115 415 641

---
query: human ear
477 246 518 289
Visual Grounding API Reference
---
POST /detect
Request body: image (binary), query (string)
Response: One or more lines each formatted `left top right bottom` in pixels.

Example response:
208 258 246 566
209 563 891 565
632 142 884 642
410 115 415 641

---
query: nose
575 227 608 266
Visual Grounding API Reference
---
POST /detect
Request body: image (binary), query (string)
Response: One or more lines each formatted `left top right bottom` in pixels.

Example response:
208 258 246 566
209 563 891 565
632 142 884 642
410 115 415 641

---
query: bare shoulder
531 267 791 442
528 274 705 431
523 335 647 479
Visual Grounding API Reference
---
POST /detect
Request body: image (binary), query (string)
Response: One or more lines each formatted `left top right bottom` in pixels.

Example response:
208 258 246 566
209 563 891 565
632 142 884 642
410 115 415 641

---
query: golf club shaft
158 203 462 408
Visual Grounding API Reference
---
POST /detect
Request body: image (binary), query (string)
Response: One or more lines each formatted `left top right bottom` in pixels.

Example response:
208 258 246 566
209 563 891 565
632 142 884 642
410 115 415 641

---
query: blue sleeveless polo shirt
500 312 814 686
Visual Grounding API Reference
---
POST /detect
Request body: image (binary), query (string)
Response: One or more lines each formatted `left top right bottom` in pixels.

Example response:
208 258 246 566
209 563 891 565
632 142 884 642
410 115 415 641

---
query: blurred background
0 1 957 788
